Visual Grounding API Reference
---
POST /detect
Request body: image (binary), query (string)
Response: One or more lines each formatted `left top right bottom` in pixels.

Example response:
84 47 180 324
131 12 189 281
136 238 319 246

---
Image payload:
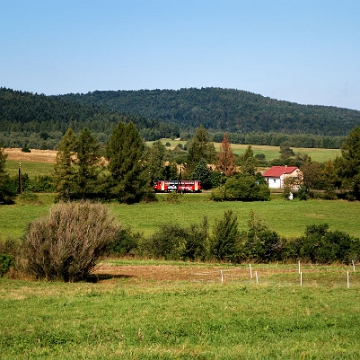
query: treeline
61 87 360 137
2 124 360 203
211 132 345 149
0 88 179 149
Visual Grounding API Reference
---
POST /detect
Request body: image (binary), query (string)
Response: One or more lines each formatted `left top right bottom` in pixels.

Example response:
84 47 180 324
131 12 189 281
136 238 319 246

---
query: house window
273 179 276 183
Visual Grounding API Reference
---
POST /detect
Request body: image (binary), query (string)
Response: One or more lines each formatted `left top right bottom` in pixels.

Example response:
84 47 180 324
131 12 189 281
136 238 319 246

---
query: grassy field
1 193 360 240
149 139 341 163
6 160 54 177
1 260 360 359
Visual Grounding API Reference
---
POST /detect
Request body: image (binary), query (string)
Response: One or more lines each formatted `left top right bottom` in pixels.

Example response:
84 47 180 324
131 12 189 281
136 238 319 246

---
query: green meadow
1 194 360 240
6 160 54 178
1 261 360 359
2 155 360 359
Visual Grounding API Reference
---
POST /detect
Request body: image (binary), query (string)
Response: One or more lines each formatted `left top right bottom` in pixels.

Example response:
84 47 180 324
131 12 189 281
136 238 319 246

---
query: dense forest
1 87 360 149
60 87 360 136
0 88 179 149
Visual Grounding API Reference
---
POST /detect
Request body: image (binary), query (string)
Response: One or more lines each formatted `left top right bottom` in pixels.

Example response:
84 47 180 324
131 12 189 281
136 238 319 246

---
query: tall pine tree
106 122 149 203
75 127 101 198
0 144 14 204
187 125 216 169
147 140 166 183
338 126 360 199
54 128 77 200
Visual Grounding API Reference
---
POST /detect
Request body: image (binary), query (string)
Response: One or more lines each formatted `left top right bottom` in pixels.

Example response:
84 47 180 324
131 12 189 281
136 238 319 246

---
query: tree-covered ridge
60 87 360 136
0 88 179 148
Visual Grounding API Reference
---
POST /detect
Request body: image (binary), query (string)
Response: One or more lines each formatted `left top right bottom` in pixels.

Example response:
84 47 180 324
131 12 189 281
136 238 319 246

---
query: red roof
262 166 298 178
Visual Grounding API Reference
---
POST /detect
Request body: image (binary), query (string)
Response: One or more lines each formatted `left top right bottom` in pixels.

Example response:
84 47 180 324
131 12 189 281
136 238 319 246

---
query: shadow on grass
86 273 134 283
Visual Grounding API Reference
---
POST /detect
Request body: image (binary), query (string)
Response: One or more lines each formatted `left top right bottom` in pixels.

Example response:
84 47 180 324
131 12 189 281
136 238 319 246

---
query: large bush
291 223 360 264
211 175 270 201
142 218 210 261
23 202 120 282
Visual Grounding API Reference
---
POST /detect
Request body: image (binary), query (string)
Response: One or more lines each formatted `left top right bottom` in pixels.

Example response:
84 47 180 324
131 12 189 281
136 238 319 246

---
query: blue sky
1 0 359 110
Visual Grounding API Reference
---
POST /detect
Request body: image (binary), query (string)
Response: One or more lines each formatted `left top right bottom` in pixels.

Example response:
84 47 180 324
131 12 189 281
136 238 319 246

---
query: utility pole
18 162 23 194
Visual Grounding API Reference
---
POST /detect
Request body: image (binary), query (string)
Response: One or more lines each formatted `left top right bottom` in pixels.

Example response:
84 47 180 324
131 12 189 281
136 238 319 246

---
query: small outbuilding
262 166 303 189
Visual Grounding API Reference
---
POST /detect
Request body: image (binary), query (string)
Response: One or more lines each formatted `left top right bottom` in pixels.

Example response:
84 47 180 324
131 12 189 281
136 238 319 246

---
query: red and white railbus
153 180 202 193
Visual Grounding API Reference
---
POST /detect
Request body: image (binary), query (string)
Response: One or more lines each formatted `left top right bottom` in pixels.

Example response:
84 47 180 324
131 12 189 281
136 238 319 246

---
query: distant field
6 160 54 177
4 148 56 177
1 194 359 240
148 139 341 162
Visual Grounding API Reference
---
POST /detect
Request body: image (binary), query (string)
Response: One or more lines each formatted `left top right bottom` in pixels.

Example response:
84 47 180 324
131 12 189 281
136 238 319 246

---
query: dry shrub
23 202 120 282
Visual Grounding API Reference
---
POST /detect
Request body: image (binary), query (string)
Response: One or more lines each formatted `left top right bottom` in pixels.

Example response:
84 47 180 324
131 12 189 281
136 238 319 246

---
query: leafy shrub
184 217 210 261
212 175 270 202
22 202 120 282
142 218 210 261
292 223 359 264
30 175 55 193
210 187 225 201
110 227 143 257
18 191 40 204
298 185 308 200
241 211 284 262
146 224 187 260
0 253 14 276
165 190 180 203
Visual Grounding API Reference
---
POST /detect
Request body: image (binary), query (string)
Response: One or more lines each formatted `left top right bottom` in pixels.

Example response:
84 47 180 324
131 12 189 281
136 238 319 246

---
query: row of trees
2 123 360 204
54 122 151 203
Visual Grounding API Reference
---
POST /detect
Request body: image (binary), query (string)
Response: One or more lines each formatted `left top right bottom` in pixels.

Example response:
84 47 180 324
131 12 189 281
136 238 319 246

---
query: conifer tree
106 122 149 203
148 140 166 183
54 128 77 200
191 158 212 189
187 125 215 168
217 132 235 176
75 127 101 198
0 144 14 204
242 145 257 176
211 210 240 261
338 126 360 199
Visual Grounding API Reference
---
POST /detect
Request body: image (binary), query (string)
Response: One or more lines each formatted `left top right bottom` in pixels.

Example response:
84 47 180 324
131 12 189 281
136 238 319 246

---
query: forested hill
0 88 179 145
60 87 360 137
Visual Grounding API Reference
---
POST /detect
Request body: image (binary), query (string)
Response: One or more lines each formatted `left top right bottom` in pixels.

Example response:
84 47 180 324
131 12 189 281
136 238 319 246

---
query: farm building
262 166 303 189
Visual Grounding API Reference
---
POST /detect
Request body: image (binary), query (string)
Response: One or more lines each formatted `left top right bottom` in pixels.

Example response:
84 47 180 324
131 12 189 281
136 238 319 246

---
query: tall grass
1 262 360 359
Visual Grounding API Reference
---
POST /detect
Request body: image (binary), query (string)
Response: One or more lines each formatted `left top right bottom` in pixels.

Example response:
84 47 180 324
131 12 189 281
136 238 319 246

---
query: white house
262 166 303 189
